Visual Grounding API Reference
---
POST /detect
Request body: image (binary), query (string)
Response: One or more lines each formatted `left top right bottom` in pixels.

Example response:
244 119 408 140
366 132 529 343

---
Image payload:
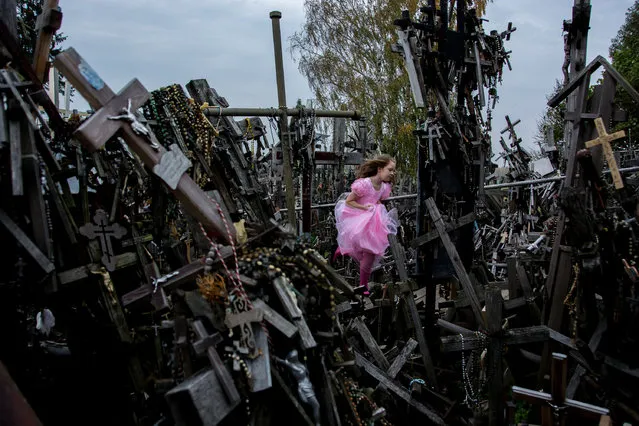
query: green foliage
16 0 66 62
610 1 639 140
290 0 490 177
534 79 566 152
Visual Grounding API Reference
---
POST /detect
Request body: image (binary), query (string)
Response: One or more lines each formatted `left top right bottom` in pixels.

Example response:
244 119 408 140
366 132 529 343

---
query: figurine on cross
108 98 160 150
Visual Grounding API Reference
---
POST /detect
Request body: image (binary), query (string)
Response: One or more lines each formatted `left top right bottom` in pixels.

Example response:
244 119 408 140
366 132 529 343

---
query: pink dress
334 178 399 266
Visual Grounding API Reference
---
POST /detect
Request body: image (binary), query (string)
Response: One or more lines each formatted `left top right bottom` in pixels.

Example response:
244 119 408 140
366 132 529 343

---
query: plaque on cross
79 209 126 271
585 117 626 189
53 48 235 243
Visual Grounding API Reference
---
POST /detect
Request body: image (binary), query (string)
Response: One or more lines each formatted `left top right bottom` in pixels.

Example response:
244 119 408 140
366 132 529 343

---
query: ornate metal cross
79 209 126 271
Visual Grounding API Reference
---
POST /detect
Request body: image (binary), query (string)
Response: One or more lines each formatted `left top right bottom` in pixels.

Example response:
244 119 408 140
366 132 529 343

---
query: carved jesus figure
274 350 321 425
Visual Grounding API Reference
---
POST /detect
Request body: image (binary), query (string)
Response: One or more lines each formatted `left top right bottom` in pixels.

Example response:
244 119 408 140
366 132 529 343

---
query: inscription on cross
585 117 626 189
53 48 235 243
79 209 126 271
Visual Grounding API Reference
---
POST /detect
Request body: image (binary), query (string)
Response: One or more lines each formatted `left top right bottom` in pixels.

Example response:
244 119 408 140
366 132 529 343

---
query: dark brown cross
53 48 235 243
512 352 609 426
585 117 625 189
500 115 522 148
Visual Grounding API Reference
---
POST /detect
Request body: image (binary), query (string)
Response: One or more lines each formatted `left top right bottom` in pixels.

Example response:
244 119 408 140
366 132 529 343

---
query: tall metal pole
270 11 297 232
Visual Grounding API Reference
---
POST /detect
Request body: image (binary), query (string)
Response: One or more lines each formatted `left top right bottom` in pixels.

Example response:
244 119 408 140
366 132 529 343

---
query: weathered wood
53 48 235 243
58 252 137 286
191 319 241 404
32 0 62 82
586 117 625 188
486 286 504 426
252 299 298 338
388 234 408 281
441 326 550 353
224 308 263 329
354 351 445 425
294 318 318 350
426 198 485 327
403 288 438 389
20 115 53 259
566 320 606 398
353 317 390 370
306 250 355 296
43 162 78 244
248 324 272 392
386 338 417 379
411 212 476 248
513 352 609 426
0 207 54 274
8 109 22 196
272 276 302 319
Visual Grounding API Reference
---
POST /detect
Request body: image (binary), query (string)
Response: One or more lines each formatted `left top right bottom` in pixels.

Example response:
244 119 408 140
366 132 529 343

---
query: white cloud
58 0 634 159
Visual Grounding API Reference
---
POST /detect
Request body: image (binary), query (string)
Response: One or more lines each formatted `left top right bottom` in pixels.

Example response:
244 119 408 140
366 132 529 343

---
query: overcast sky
59 0 634 157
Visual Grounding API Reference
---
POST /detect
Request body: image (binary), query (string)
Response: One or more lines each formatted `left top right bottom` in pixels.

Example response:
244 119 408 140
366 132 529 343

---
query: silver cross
108 99 160 151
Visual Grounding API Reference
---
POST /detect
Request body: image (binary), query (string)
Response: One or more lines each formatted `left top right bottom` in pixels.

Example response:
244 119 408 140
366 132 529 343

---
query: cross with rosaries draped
53 48 235 243
512 352 610 426
585 117 626 189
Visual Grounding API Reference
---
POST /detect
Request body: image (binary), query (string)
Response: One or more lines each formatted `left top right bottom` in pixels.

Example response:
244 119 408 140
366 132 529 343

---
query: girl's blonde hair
356 154 395 179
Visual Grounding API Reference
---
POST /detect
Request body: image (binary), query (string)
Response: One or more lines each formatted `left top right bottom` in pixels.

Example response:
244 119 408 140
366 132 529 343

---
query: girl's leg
359 252 376 292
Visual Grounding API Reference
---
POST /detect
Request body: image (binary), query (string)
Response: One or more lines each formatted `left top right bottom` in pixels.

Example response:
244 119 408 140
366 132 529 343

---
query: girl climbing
334 155 399 295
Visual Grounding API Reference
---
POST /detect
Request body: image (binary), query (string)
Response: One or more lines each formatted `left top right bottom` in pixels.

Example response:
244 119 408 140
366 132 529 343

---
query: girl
334 155 399 295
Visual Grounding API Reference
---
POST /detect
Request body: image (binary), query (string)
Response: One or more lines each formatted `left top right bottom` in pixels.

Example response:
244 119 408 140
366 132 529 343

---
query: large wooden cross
53 48 235 243
512 352 609 426
585 117 625 189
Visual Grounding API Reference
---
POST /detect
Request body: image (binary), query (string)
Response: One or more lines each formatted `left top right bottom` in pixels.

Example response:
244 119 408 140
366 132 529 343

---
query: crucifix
53 48 236 244
78 209 126 271
512 352 609 426
584 117 625 189
500 115 522 148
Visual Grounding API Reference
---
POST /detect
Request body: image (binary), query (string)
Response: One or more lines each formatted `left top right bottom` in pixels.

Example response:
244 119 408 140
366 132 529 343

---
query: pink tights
359 252 376 289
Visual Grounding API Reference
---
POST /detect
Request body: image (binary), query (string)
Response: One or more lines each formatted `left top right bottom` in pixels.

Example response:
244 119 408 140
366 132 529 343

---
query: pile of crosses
4 0 639 425
383 0 639 425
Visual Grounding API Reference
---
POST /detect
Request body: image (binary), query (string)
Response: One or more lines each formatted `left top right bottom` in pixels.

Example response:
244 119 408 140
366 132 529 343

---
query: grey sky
60 0 634 158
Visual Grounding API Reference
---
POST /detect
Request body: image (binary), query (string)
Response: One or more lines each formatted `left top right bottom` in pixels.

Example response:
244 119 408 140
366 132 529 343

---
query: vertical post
270 11 297 233
486 286 504 426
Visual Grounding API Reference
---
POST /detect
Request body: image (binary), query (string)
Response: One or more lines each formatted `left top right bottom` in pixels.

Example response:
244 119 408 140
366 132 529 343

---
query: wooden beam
403 289 438 389
0 207 54 274
57 252 137 286
354 352 445 425
425 198 485 327
411 213 475 248
353 317 390 370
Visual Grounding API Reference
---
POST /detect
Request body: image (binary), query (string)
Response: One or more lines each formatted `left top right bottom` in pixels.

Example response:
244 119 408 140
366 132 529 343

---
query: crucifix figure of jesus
53 48 235 243
585 117 626 189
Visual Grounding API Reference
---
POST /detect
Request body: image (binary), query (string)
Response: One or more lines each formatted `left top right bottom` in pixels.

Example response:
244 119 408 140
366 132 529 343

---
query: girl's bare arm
346 192 372 211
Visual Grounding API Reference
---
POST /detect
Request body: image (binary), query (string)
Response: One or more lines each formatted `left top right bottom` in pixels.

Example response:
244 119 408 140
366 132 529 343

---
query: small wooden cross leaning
585 117 626 189
53 48 235 243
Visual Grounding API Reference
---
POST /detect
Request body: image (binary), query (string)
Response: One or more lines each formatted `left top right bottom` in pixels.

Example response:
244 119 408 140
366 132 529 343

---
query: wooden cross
512 352 609 426
500 115 522 148
32 0 63 82
190 319 241 405
53 48 235 243
585 117 625 189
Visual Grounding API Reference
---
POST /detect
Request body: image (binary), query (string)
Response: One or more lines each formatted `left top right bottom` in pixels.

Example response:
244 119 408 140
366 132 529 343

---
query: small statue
108 98 160 150
274 350 321 426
